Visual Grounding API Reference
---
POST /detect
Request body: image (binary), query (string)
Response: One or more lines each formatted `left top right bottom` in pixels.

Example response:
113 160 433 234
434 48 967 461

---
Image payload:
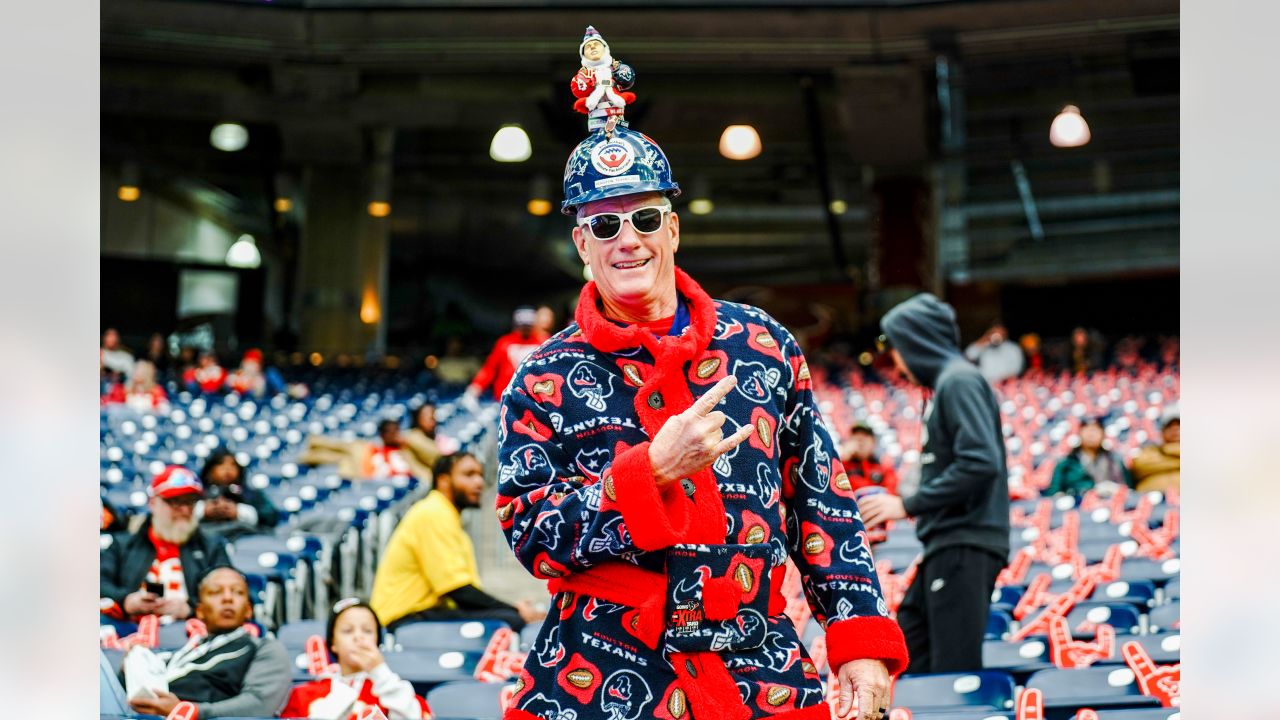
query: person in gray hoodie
859 293 1010 674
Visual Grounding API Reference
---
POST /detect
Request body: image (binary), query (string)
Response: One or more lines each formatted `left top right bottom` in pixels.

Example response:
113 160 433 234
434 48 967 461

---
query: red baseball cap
149 466 203 499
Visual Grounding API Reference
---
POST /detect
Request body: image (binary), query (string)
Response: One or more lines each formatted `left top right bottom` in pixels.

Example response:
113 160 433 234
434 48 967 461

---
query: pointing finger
691 375 737 416
713 423 755 457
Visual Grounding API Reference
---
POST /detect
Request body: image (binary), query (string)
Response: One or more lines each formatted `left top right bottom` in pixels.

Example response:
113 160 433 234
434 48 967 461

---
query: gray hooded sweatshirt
881 293 1010 561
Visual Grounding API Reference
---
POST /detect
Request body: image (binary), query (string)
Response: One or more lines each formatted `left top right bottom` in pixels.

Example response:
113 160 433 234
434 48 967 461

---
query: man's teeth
614 259 649 269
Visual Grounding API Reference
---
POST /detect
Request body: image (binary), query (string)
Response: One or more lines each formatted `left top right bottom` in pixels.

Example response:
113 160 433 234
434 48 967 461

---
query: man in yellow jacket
1131 405 1179 493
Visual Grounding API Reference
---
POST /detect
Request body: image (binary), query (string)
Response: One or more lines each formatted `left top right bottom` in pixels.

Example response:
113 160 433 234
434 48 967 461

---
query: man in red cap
101 466 232 624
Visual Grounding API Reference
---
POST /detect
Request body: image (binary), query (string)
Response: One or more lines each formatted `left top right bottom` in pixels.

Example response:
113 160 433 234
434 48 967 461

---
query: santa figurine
570 26 636 130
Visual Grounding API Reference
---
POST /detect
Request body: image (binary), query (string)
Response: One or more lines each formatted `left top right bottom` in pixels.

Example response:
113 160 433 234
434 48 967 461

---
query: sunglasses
578 205 671 240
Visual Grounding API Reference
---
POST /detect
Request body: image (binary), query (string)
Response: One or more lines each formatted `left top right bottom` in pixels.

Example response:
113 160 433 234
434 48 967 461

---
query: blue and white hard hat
561 126 681 216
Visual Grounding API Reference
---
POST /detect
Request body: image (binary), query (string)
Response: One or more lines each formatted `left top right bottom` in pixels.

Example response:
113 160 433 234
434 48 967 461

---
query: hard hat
561 125 681 216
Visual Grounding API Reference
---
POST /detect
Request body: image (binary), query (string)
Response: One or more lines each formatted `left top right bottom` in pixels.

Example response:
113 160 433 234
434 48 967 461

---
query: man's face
445 455 486 509
209 455 240 485
583 40 606 62
196 568 253 633
103 329 119 350
889 348 918 385
380 423 402 448
848 432 876 461
573 192 679 313
535 307 555 334
151 494 199 544
1079 424 1104 450
1163 419 1180 444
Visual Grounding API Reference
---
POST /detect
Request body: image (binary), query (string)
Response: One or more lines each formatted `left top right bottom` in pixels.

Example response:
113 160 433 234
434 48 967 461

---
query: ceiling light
1049 105 1091 148
829 199 848 215
210 123 249 152
688 175 713 215
527 175 553 216
226 234 261 268
490 125 532 163
360 287 381 325
117 186 140 202
689 199 714 215
719 124 762 160
367 201 391 218
273 197 293 213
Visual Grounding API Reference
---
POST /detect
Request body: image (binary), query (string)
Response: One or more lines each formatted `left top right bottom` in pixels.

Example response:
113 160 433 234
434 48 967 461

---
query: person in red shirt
183 351 228 395
464 307 549 402
281 598 431 719
102 359 169 411
840 422 901 495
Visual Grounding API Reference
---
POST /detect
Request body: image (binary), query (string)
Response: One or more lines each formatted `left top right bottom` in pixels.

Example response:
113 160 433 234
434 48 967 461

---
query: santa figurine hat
580 26 608 56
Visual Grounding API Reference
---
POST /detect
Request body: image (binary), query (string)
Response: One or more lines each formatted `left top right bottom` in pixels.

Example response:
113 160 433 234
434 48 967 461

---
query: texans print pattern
495 271 906 720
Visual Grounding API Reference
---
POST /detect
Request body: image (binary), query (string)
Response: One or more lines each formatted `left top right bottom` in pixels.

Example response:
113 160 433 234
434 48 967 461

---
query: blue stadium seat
383 648 482 695
1090 580 1157 609
1128 633 1180 665
1026 666 1162 712
1118 559 1180 586
391 619 509 652
275 619 326 652
986 608 1013 641
1064 602 1142 637
1147 602 1180 633
990 585 1023 615
982 638 1054 677
1093 709 1181 719
1161 577 1180 603
892 671 1016 713
874 546 922 572
426 679 508 720
519 620 544 651
898 713 1013 720
157 620 192 650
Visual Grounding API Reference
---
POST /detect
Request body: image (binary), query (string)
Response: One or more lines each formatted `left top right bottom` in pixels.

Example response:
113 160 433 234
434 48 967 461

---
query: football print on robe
732 359 782 404
557 653 604 705
688 349 729 386
500 444 556 489
568 361 616 412
746 324 785 362
525 373 566 407
600 670 653 720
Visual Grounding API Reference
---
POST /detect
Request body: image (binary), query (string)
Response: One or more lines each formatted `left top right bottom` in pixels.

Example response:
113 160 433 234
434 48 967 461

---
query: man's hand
123 590 161 616
156 596 191 620
202 496 237 521
343 644 386 674
516 600 546 624
128 690 180 716
835 659 891 720
647 375 755 487
859 494 907 529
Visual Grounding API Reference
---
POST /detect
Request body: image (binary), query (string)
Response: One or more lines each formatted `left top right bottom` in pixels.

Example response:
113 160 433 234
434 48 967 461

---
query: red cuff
606 442 690 551
825 616 910 677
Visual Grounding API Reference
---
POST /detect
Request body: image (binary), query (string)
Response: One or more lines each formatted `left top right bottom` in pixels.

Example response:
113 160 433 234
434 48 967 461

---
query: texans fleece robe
496 270 907 720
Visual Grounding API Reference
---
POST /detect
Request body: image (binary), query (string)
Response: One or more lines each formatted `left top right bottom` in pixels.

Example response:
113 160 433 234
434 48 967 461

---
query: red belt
548 561 788 720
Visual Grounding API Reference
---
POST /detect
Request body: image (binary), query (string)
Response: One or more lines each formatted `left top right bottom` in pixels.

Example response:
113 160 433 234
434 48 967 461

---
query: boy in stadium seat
370 452 542 632
839 422 901 496
101 466 231 625
123 566 291 718
860 294 1010 674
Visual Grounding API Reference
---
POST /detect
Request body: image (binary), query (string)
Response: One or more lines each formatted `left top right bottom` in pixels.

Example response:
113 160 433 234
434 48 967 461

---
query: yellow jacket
1131 442 1180 493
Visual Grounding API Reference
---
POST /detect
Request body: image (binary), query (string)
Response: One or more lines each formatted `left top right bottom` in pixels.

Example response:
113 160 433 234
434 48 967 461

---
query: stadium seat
426 679 508 720
383 648 482 695
391 619 510 652
1118 559 1180 586
1064 602 1142 637
1161 577 1180 603
1092 709 1181 719
1147 602 1180 633
1127 632 1180 665
1090 580 1157 609
1025 666 1162 712
891 671 1016 713
519 620 544 651
156 619 192 650
982 638 1054 678
986 608 1013 641
875 546 922 573
898 713 1013 720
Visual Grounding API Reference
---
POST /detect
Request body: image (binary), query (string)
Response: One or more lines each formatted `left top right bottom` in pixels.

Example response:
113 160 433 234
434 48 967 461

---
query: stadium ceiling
102 0 1178 287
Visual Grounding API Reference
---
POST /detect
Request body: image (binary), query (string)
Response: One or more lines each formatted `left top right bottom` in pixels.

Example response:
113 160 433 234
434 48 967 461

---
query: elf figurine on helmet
570 26 637 131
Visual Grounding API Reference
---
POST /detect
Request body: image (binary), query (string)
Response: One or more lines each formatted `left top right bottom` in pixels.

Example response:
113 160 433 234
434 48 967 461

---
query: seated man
198 447 280 541
101 466 231 625
402 401 442 473
370 452 543 632
839 421 901 495
123 566 291 718
1131 405 1180 493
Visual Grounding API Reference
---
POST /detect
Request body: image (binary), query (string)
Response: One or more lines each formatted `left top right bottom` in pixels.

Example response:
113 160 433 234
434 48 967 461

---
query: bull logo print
797 444 832 492
568 362 615 412
753 462 780 501
499 444 555 490
601 670 653 720
575 447 611 480
671 566 711 604
837 538 875 574
715 317 745 340
534 625 566 668
533 509 566 546
731 360 781 404
763 634 803 673
582 596 627 621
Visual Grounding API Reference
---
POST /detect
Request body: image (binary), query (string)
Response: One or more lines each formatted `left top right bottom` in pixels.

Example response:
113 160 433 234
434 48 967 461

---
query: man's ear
571 226 590 265
195 603 207 623
668 211 680 253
